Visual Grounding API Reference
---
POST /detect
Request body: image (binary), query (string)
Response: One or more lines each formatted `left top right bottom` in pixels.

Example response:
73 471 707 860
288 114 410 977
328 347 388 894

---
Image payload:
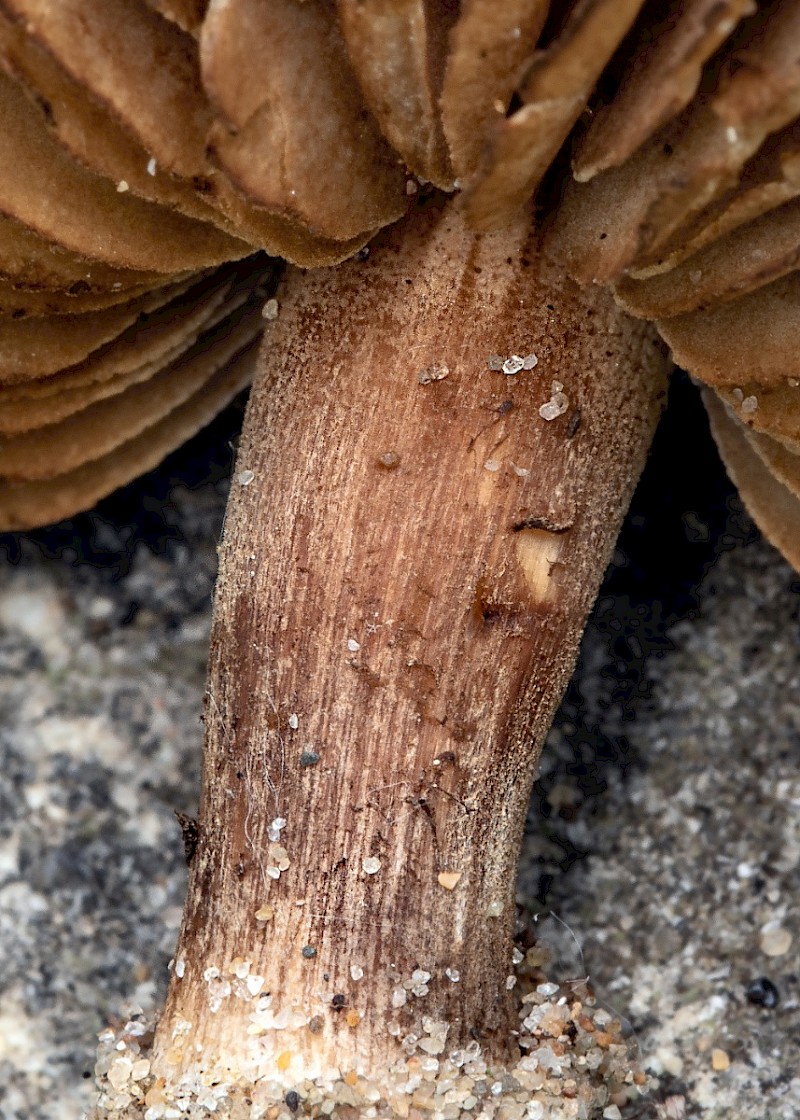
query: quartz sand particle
711 1049 730 1072
758 923 793 957
268 817 287 842
502 355 525 375
487 353 538 374
418 364 449 384
539 382 570 421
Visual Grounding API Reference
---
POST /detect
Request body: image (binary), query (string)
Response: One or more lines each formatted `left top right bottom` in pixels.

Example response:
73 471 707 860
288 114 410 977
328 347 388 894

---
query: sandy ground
0 380 797 1120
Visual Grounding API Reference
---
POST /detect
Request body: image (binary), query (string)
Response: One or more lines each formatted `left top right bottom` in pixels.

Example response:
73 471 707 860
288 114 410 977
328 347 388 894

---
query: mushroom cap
0 0 797 562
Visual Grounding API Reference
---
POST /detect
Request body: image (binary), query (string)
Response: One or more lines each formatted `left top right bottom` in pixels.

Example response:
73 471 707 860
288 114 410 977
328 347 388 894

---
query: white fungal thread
213 660 288 890
540 910 644 1062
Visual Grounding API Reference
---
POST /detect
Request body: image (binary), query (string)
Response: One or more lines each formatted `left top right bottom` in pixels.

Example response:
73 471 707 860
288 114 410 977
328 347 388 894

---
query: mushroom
0 1 797 1116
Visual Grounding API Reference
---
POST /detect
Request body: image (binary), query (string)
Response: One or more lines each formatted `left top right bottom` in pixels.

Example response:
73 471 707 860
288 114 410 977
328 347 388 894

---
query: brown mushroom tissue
0 0 797 566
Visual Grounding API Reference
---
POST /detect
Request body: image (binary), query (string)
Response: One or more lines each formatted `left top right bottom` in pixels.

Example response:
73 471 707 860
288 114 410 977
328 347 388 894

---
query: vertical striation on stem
141 201 668 1113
